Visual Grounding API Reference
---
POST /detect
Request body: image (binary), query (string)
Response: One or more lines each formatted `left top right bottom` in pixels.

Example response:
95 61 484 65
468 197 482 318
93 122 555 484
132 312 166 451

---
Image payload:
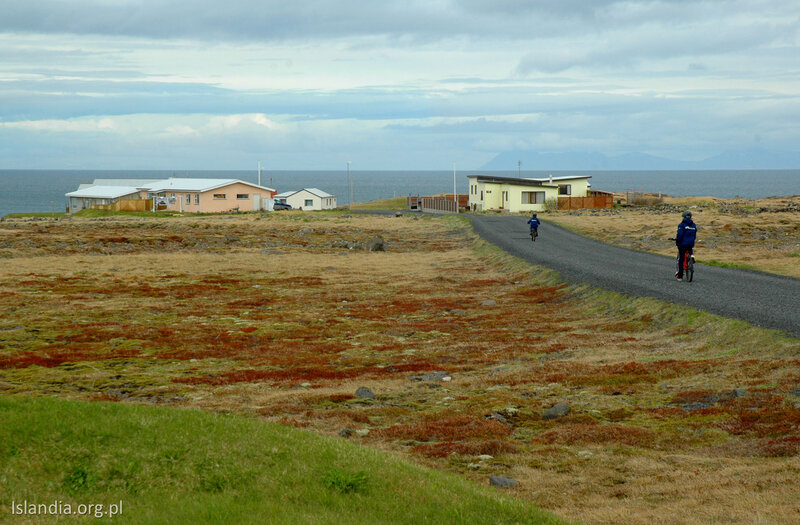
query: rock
355 429 370 437
395 212 403 217
732 388 748 398
485 412 508 424
355 387 376 399
790 387 800 397
410 371 450 382
339 428 354 438
481 300 497 306
366 237 385 251
542 402 570 420
476 455 493 461
489 475 518 488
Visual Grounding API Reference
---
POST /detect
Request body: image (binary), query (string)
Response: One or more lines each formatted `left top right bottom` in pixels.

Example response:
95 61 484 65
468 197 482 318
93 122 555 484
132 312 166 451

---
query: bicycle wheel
531 230 537 242
686 255 694 282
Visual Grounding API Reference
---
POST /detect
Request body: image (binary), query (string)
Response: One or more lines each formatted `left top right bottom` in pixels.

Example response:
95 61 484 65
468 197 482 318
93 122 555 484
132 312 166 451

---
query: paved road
468 215 800 338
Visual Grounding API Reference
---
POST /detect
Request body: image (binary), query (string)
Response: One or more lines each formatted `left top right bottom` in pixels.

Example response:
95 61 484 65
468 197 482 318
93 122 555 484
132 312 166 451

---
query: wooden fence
420 197 458 214
92 199 153 212
557 193 613 210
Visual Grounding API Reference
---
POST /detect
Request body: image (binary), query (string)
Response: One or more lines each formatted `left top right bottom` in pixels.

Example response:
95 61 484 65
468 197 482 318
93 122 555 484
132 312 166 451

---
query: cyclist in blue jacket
675 210 697 281
527 212 541 235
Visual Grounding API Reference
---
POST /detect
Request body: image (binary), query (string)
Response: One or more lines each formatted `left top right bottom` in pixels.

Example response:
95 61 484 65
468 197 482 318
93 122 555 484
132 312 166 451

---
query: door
253 193 261 211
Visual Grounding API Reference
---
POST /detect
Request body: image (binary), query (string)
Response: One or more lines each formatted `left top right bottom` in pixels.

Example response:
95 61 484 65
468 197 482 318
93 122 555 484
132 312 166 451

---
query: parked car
273 202 292 210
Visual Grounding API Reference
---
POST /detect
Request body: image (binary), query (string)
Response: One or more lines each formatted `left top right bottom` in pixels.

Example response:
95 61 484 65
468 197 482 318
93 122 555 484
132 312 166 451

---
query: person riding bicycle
527 212 541 235
675 210 697 281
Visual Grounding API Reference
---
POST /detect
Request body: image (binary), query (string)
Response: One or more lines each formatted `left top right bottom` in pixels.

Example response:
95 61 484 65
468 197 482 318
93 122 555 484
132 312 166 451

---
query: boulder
410 371 450 382
355 387 376 400
542 402 570 420
489 475 518 488
366 237 385 251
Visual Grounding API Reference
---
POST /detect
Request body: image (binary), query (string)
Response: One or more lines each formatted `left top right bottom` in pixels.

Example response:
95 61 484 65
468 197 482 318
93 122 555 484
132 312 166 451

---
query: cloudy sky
0 0 798 169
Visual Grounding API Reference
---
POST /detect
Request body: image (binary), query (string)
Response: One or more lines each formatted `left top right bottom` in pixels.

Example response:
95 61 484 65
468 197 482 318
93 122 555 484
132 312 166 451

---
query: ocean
0 169 798 217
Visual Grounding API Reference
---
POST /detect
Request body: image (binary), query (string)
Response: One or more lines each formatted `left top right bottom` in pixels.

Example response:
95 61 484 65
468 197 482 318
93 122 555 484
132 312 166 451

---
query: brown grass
546 195 800 278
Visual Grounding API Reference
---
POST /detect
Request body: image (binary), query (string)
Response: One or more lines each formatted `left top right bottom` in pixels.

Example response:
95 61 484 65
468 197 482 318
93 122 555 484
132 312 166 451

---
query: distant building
66 178 277 214
143 179 276 213
274 188 337 210
66 185 144 213
467 175 609 212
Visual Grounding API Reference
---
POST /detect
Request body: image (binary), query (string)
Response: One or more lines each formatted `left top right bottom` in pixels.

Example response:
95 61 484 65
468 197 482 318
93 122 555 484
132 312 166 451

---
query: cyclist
527 212 541 237
675 210 697 281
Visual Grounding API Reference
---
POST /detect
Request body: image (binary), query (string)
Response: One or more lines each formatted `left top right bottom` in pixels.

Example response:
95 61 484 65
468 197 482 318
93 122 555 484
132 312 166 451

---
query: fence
420 197 458 214
557 193 613 210
626 190 663 206
92 199 153 212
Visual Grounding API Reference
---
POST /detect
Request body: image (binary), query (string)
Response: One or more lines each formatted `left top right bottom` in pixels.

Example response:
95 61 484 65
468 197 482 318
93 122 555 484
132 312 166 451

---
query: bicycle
669 238 695 282
530 228 538 242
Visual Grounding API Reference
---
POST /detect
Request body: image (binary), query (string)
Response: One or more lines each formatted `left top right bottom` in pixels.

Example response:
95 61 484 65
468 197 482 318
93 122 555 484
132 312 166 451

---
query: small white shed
275 188 337 210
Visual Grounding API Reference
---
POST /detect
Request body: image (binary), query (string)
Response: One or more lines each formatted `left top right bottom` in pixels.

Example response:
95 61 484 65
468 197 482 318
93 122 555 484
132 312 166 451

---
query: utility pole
518 160 521 178
347 161 352 210
258 161 262 186
453 162 457 207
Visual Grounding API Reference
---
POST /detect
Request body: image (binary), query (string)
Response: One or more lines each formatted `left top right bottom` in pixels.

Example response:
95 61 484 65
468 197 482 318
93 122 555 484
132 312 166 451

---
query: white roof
276 188 335 199
142 178 275 193
304 188 335 198
66 186 141 199
93 178 162 187
525 176 591 182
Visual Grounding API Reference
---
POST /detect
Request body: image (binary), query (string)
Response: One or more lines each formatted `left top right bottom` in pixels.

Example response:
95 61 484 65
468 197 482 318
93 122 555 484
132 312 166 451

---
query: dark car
273 202 292 210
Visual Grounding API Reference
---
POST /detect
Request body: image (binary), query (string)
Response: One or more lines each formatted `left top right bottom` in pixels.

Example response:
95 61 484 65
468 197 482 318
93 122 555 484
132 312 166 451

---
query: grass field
1 211 799 524
0 396 564 524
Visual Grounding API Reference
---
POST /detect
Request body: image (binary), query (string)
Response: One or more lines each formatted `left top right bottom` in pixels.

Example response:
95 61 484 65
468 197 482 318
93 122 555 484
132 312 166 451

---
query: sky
0 0 798 170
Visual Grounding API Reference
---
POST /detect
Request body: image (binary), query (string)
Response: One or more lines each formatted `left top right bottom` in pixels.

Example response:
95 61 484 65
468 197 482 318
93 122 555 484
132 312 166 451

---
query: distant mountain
480 148 800 170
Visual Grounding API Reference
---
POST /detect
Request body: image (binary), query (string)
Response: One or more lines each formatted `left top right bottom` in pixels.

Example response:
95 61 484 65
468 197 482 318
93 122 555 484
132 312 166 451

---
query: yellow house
467 175 592 212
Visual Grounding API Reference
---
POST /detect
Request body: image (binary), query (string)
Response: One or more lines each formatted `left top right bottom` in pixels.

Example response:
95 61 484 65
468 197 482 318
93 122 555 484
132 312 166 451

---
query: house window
502 191 508 202
522 191 545 204
558 184 572 195
480 190 483 200
194 194 199 204
185 193 191 204
305 199 313 207
237 194 249 200
213 194 226 200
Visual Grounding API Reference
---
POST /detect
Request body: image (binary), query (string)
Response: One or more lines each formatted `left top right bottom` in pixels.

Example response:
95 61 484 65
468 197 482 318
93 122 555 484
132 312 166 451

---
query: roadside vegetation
1 210 798 524
545 194 800 278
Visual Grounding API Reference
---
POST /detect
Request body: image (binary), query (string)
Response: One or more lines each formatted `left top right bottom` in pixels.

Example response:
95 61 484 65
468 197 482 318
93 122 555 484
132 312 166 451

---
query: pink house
143 178 277 213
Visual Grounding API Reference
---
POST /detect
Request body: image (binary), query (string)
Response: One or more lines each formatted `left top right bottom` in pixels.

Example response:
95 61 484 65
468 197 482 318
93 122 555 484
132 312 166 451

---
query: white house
66 185 143 213
274 188 337 210
467 174 593 212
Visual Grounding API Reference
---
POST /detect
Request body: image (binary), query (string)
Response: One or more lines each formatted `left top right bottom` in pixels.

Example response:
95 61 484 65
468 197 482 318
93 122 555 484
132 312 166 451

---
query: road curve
468 215 800 338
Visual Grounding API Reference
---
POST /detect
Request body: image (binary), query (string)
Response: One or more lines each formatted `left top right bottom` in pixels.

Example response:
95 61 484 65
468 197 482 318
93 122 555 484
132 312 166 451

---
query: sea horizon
1 168 798 217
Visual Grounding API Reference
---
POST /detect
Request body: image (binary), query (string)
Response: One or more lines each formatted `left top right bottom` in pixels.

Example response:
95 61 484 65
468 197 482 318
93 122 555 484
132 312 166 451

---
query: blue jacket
527 217 541 230
676 218 697 248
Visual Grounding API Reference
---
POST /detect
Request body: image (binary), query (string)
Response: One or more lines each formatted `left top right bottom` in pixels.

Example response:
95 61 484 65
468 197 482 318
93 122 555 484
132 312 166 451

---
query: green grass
349 197 408 210
0 396 567 525
2 212 67 218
